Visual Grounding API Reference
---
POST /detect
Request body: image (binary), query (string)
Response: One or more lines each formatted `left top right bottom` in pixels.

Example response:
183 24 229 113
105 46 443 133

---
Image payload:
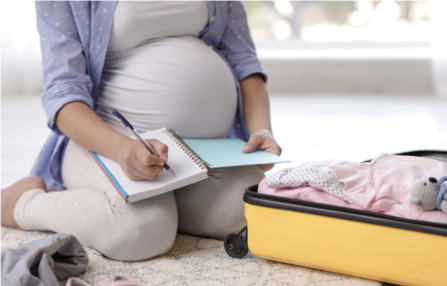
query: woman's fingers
135 145 165 167
243 131 282 156
265 144 282 156
126 166 159 181
133 160 163 180
241 130 282 171
120 138 168 181
146 139 169 162
243 133 264 153
124 151 163 180
259 163 274 170
133 143 164 179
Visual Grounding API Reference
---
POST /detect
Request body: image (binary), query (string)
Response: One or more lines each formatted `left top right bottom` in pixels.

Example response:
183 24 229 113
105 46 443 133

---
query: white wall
1 0 43 96
257 42 434 95
431 0 447 98
1 0 444 97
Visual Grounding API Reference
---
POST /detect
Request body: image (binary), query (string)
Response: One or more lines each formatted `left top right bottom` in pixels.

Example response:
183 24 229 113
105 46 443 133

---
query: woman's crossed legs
12 140 264 261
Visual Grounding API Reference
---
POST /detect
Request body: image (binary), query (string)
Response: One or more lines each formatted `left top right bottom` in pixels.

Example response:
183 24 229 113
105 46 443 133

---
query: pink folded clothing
329 153 447 223
265 159 355 204
258 175 447 224
258 179 363 210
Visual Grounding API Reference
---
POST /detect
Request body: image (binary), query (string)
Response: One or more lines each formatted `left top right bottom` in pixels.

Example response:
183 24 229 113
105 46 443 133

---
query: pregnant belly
96 36 237 138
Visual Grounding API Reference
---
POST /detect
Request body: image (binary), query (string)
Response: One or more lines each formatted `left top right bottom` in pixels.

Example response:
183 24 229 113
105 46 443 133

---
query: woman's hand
118 138 169 181
239 74 282 170
54 102 169 181
243 129 282 170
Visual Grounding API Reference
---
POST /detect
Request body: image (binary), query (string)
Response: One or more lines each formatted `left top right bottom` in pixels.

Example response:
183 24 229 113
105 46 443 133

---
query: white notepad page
97 128 209 202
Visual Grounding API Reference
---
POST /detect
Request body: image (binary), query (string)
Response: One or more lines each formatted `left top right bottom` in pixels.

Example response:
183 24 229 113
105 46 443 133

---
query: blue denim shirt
31 1 267 189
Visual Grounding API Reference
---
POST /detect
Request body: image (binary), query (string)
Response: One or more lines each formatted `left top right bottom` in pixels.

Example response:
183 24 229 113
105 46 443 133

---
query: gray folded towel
2 233 89 286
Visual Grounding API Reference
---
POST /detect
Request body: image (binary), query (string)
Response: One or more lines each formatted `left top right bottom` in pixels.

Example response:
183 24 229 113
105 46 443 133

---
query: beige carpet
1 227 382 286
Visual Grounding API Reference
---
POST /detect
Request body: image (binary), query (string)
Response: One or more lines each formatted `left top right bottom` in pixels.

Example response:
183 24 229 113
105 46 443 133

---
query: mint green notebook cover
182 138 290 168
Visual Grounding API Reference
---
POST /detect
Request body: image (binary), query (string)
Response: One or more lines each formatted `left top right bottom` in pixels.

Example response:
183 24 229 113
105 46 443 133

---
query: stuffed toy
410 176 447 214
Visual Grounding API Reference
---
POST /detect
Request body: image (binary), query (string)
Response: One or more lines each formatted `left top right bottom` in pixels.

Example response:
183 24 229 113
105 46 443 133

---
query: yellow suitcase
224 150 447 286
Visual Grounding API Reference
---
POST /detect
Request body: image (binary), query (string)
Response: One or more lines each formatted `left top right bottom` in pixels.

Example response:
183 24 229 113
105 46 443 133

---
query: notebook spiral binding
164 129 212 176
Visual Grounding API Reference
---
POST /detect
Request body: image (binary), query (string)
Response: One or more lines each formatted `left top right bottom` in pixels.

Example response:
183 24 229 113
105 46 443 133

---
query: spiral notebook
89 128 289 204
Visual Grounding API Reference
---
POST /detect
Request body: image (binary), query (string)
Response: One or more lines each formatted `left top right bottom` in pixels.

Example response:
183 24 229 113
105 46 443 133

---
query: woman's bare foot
1 176 47 229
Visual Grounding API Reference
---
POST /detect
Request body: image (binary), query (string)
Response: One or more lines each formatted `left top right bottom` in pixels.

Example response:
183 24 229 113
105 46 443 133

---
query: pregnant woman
1 1 281 261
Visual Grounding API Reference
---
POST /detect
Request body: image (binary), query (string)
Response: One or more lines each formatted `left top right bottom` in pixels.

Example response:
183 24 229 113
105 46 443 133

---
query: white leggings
14 140 265 261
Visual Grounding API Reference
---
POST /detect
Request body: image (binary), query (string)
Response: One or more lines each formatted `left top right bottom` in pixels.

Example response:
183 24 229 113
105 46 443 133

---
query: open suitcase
224 150 447 286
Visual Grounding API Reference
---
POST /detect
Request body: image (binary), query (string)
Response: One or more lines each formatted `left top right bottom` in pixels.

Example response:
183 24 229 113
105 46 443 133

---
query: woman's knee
208 166 265 239
92 192 178 261
176 165 264 240
233 165 265 187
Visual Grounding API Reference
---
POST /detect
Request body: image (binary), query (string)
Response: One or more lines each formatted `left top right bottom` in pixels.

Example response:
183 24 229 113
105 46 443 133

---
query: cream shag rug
1 227 381 286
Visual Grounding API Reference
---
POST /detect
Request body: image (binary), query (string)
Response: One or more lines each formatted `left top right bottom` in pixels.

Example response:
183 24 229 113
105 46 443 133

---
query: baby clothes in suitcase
224 150 447 286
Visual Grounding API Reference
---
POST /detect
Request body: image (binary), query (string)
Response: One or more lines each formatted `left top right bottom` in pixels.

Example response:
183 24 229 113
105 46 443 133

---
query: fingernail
244 145 250 149
159 161 164 166
163 153 168 161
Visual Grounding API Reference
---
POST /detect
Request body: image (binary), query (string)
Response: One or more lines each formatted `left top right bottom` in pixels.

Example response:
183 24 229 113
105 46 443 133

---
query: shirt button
236 124 241 128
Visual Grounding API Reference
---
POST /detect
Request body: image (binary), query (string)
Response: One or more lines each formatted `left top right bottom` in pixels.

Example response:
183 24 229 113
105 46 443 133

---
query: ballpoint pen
111 109 175 176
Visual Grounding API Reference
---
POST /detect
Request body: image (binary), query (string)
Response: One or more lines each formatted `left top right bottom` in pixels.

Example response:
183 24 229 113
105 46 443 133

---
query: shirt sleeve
35 1 94 135
217 1 267 82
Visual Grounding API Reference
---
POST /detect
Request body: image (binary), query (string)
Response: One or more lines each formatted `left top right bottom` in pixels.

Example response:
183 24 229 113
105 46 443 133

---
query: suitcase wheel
224 226 248 259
